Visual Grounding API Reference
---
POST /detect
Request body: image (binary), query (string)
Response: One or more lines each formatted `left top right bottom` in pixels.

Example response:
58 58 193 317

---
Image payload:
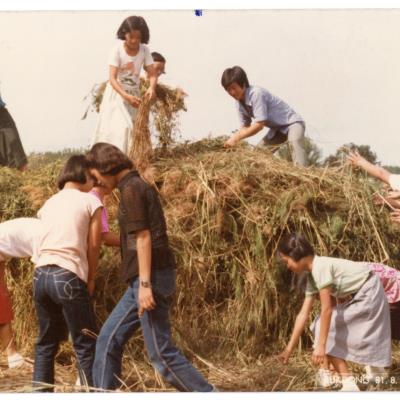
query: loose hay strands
129 96 153 180
83 79 186 150
2 139 400 392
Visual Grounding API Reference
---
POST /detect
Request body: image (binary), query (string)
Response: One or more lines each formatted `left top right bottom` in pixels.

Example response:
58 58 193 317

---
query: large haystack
1 139 400 391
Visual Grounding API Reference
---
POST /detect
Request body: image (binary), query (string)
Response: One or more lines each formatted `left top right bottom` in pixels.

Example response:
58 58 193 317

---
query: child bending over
276 233 391 391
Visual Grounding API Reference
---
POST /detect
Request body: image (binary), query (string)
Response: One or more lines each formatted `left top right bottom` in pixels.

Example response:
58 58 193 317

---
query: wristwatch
140 280 152 288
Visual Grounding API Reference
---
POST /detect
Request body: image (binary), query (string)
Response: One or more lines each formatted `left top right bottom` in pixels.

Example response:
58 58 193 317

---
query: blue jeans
33 265 97 391
92 268 213 391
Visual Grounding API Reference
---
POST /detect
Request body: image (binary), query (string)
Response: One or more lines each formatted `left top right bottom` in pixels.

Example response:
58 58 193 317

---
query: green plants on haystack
2 139 400 391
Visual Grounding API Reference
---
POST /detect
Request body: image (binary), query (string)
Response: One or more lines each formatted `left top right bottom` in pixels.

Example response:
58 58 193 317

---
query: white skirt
91 82 139 154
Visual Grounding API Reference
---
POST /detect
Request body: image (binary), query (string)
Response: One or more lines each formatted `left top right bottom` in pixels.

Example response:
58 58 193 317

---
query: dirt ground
1 349 400 393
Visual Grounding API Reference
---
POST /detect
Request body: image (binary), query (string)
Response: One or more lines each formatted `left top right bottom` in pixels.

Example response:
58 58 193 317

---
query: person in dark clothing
87 142 216 392
0 93 27 171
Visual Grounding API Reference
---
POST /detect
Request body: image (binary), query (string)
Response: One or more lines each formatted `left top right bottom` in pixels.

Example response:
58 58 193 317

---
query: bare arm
224 122 265 148
348 151 390 184
109 65 141 108
278 295 316 364
144 64 158 101
135 229 155 316
101 231 121 247
312 287 333 365
87 208 103 295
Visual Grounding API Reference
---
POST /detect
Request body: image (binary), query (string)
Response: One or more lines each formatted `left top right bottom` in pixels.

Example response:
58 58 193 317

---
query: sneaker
339 376 360 391
315 369 340 389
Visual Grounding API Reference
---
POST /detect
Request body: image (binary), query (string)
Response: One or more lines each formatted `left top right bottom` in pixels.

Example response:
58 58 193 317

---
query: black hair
151 51 166 63
116 16 150 43
87 142 133 176
221 66 250 90
57 155 91 190
277 233 315 261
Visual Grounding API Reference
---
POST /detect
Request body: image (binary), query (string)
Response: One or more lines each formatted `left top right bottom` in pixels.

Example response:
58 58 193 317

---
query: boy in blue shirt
221 66 307 166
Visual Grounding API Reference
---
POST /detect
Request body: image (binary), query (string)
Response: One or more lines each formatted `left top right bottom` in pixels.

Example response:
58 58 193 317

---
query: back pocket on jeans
54 275 86 301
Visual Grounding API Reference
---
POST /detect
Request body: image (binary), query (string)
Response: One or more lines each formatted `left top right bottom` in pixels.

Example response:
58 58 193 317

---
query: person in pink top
367 263 400 341
89 184 120 247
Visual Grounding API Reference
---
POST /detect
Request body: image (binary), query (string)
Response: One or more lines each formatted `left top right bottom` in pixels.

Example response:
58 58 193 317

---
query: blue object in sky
194 10 203 17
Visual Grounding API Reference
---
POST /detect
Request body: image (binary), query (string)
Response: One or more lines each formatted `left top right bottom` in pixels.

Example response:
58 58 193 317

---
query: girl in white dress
92 16 158 154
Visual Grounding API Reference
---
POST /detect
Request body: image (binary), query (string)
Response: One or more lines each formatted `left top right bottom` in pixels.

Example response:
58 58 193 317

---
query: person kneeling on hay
221 66 307 166
276 233 392 392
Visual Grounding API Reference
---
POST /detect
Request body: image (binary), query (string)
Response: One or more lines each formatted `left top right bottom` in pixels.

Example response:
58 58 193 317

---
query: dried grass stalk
129 97 153 183
2 139 400 392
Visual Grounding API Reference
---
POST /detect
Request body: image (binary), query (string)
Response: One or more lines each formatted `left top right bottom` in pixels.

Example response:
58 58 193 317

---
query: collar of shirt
238 86 255 116
243 85 254 106
117 169 140 191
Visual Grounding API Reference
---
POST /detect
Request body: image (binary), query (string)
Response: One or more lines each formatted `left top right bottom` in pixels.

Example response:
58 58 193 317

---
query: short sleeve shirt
237 86 304 134
108 42 154 88
36 189 103 283
305 256 370 298
117 170 175 282
89 189 110 233
389 174 400 191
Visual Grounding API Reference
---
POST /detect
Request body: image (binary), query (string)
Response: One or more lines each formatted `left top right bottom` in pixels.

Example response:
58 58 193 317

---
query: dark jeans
92 268 213 391
33 265 97 391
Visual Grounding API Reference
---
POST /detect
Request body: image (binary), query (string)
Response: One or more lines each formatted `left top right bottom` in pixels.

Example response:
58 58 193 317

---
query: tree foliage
324 143 377 167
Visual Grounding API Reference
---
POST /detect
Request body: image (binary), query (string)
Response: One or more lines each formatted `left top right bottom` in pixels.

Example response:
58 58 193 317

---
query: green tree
323 143 377 167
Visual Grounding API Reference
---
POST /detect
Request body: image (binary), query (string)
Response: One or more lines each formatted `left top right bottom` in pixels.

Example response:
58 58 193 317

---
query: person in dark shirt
0 93 28 171
87 142 215 392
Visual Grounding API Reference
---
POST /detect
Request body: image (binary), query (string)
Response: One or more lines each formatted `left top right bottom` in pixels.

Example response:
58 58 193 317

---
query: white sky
1 9 400 163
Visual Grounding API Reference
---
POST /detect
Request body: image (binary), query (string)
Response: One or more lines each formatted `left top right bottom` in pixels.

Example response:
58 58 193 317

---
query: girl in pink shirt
89 185 120 247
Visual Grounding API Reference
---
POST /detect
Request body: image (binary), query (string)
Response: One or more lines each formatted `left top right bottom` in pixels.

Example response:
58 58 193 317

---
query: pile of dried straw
1 139 400 391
